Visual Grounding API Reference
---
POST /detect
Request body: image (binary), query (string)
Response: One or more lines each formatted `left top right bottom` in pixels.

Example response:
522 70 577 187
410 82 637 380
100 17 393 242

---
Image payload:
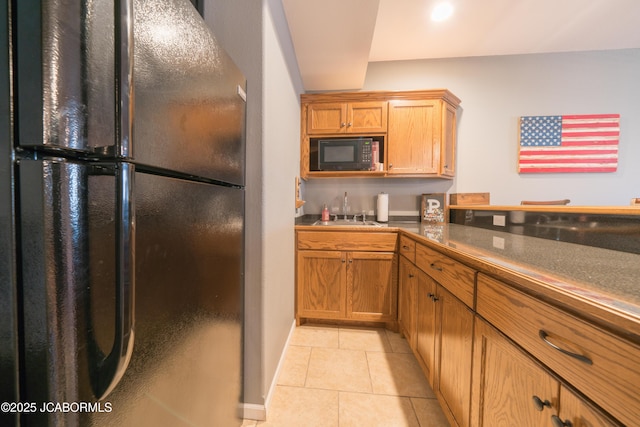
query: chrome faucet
343 192 348 220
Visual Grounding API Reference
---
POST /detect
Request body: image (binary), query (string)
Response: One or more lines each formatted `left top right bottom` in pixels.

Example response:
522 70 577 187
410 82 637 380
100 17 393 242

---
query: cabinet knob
341 122 346 127
430 263 443 272
408 274 415 278
347 122 352 127
349 259 353 263
342 259 346 263
550 415 572 427
389 163 393 169
428 293 438 302
531 395 551 411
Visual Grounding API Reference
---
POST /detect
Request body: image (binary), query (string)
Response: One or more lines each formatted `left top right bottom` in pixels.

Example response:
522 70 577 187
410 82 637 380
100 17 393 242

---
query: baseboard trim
241 319 297 421
240 403 266 421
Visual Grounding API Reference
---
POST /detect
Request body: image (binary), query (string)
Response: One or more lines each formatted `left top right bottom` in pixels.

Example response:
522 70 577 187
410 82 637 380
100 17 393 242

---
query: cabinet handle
430 263 443 272
408 274 415 278
531 395 551 411
402 245 410 250
538 330 593 365
550 415 572 427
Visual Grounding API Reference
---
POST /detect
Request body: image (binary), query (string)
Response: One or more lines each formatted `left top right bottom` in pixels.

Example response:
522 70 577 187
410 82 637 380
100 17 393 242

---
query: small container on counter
321 204 330 221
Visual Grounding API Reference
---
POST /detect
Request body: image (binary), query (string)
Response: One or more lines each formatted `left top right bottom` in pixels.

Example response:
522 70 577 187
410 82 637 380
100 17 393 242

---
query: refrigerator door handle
95 162 135 399
115 0 134 158
94 0 135 397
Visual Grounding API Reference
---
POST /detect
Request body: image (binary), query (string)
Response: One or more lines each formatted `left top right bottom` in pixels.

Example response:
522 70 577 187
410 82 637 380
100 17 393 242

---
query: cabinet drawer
477 273 640 427
399 235 416 263
297 231 397 251
415 243 475 308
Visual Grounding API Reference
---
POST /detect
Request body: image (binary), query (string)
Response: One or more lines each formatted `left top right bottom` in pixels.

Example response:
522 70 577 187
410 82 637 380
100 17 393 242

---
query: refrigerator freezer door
133 0 246 186
15 0 246 186
15 0 123 155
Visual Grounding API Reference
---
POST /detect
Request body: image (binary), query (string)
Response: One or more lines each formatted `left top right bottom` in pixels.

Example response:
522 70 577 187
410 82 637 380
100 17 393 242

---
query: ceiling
281 0 640 91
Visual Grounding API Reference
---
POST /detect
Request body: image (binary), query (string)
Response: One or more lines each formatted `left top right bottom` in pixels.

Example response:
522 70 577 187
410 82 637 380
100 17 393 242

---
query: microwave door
318 138 372 171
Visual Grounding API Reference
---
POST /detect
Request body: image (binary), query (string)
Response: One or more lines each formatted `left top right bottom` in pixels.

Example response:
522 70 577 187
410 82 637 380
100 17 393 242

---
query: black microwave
316 137 374 171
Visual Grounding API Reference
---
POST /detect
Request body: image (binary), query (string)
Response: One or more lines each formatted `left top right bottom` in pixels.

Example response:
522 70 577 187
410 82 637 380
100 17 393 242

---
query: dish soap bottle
321 204 330 221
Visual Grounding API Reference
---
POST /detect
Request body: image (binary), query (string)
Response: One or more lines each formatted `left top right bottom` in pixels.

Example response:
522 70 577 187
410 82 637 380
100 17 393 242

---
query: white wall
261 0 302 413
303 49 640 210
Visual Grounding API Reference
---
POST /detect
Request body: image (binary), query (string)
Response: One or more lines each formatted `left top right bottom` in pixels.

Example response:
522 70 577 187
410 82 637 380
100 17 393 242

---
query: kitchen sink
312 219 386 227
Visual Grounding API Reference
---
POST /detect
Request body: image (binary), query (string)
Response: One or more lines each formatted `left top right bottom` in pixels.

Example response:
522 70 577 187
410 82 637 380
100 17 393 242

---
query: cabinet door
387 100 441 175
416 271 438 386
347 251 397 321
398 257 418 349
557 385 621 427
471 318 559 427
440 102 457 177
307 103 347 134
437 285 474 427
297 250 346 320
347 101 388 133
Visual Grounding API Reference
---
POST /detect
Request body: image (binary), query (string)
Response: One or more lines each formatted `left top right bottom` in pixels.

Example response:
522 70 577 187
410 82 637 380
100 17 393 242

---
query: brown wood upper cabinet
307 101 387 134
387 99 457 177
300 90 460 179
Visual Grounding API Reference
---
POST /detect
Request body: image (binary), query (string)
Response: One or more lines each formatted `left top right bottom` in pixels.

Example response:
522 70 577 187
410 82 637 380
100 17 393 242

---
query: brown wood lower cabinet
476 273 637 426
472 317 560 427
437 285 474 427
407 252 474 427
398 256 418 348
415 269 437 386
558 385 620 427
296 231 398 325
472 317 620 427
347 251 397 321
296 250 346 320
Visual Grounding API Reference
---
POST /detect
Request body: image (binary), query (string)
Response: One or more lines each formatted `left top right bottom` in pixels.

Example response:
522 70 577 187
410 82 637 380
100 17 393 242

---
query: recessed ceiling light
431 2 454 22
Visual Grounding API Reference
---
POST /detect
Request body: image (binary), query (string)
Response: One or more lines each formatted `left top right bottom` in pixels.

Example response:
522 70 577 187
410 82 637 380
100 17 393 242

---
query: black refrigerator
0 0 246 426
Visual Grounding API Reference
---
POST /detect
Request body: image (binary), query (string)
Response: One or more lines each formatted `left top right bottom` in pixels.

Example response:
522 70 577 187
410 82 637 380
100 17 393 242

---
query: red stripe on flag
560 140 618 146
562 122 620 129
519 149 618 156
519 158 618 164
520 167 618 173
562 131 620 138
562 114 620 120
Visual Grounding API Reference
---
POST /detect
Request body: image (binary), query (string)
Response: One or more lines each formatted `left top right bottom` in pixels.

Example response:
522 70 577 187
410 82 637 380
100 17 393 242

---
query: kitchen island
294 219 640 426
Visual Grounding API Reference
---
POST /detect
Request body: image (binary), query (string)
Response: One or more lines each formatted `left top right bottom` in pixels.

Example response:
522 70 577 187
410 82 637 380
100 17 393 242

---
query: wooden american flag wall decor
518 114 620 173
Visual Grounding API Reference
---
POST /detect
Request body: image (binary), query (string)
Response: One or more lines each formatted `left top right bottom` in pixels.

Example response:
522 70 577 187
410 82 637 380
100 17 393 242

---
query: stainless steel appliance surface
0 0 246 426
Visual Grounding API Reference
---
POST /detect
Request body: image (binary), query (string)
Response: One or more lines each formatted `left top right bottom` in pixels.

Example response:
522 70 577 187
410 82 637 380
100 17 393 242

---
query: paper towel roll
377 193 389 222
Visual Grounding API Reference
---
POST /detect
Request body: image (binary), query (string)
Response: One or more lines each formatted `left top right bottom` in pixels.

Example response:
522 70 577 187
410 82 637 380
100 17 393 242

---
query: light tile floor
242 324 450 427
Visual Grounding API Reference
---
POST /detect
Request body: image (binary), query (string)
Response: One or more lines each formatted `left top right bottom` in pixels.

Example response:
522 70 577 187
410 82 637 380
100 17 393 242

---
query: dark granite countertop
295 220 640 341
